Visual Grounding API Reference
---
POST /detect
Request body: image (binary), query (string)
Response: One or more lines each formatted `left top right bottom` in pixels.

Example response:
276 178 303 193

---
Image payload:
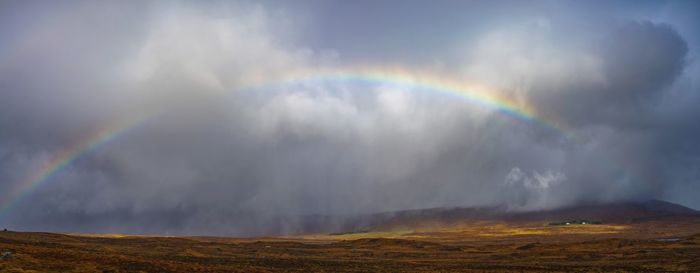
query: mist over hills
295 199 700 236
1 1 699 236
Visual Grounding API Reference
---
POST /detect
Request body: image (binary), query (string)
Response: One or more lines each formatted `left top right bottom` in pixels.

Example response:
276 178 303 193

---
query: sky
0 0 699 236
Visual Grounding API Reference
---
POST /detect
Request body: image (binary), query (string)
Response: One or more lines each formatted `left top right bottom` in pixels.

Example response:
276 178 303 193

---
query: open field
2 216 700 272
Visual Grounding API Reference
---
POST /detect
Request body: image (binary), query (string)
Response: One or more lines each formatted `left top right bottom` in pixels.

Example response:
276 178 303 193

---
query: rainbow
0 114 154 220
0 67 571 221
243 67 568 135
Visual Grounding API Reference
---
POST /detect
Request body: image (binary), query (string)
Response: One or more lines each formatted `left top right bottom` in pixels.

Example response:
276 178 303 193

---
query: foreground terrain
1 216 700 272
2 201 699 272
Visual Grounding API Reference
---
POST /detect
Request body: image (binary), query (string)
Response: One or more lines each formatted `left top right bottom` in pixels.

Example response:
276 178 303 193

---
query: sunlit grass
294 222 630 241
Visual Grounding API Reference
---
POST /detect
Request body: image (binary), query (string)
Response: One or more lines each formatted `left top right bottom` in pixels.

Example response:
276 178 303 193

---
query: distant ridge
298 199 700 234
496 199 699 223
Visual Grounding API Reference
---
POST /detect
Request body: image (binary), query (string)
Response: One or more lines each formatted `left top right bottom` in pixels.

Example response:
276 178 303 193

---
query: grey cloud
0 1 699 236
556 22 686 128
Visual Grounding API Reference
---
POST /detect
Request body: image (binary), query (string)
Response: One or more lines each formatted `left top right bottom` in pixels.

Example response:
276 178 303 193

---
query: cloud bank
1 1 699 236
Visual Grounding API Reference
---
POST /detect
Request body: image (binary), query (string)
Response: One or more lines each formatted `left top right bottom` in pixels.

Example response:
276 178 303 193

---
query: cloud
504 167 567 210
0 1 699 236
534 21 688 128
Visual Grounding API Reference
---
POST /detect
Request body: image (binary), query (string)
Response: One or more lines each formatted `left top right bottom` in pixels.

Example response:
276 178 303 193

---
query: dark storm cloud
530 21 688 128
0 0 699 236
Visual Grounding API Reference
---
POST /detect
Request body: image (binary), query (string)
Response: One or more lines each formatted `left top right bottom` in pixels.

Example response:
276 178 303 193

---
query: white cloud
504 167 567 210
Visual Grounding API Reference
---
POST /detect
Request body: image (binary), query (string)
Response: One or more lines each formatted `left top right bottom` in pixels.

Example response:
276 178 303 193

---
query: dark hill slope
299 199 700 234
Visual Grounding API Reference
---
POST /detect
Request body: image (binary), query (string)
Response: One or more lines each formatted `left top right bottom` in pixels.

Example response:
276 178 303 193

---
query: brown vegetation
1 216 700 272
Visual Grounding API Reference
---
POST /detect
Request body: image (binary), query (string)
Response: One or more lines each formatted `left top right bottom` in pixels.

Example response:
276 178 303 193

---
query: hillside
2 200 700 272
300 199 700 234
2 212 700 272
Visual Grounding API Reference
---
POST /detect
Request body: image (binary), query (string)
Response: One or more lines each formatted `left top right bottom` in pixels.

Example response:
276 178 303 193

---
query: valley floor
1 218 700 272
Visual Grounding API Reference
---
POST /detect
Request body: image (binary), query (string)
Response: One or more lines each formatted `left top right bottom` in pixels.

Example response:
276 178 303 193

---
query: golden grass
2 219 699 272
